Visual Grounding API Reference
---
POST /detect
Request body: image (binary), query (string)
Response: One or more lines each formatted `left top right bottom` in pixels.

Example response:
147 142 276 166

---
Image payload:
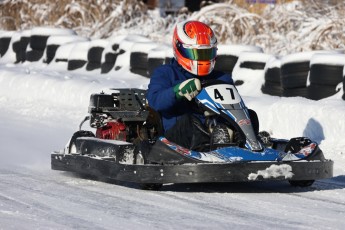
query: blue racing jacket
147 59 234 132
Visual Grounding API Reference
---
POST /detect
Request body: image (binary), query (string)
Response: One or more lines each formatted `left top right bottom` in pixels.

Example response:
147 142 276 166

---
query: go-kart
51 80 333 189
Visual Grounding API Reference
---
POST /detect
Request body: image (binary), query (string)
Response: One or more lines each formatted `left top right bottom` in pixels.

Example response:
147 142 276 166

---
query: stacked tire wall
1 27 344 101
308 53 345 100
261 58 282 96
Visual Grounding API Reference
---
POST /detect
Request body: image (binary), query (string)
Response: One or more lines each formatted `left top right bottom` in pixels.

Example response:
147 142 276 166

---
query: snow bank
217 44 263 56
310 53 345 66
46 35 88 45
30 27 76 36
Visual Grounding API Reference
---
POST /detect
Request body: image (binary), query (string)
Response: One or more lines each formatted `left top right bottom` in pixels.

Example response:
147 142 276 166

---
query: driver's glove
173 78 201 101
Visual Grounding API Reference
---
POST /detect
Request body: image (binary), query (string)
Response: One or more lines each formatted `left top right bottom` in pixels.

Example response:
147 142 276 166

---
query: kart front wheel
289 180 315 187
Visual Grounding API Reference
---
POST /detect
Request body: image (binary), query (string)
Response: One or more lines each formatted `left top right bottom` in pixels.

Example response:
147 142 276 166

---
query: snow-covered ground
0 51 345 228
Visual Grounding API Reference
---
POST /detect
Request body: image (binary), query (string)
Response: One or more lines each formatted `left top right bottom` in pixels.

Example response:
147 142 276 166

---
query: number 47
214 88 235 101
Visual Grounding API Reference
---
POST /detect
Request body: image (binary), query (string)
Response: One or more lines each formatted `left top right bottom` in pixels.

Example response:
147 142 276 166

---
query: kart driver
146 20 234 150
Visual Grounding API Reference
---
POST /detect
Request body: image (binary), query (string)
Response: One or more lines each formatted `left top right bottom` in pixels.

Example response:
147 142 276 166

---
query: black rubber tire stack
308 53 345 100
86 40 109 71
280 52 313 98
261 58 282 96
44 35 88 64
67 41 90 71
49 43 76 69
101 43 122 74
45 44 59 64
215 45 263 75
232 51 272 87
147 45 170 77
26 34 49 62
16 35 31 62
0 32 20 63
0 32 13 58
129 42 158 77
26 28 77 62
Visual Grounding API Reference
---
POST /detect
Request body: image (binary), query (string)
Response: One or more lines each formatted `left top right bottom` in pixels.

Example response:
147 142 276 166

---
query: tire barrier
67 41 90 71
11 30 31 63
12 30 31 63
308 53 345 100
26 27 76 62
261 58 282 96
49 43 77 71
0 31 20 63
0 31 14 58
101 43 119 74
280 52 314 98
86 39 109 71
147 44 170 77
215 45 263 75
1 28 344 102
232 52 273 92
44 35 89 64
129 42 158 77
114 35 152 71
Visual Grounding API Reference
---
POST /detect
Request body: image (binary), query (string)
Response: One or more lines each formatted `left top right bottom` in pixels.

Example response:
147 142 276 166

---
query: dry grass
191 0 345 54
1 0 344 55
0 0 148 37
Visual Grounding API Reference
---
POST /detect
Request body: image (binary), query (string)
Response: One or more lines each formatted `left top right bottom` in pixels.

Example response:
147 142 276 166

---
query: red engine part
96 120 127 141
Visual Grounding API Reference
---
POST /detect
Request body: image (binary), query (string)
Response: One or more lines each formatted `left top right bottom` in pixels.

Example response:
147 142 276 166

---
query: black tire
30 35 49 50
281 61 310 76
148 57 164 77
68 59 87 71
308 84 339 100
240 61 266 70
12 40 22 63
87 46 104 62
68 130 95 154
130 52 148 70
214 55 238 73
289 180 314 187
101 62 115 74
130 68 148 77
104 52 118 64
282 87 309 98
100 52 118 73
309 64 343 86
26 49 44 62
265 67 281 83
261 81 282 96
248 109 259 135
45 44 59 64
281 71 309 89
18 37 30 62
281 61 310 89
0 37 11 57
86 61 101 71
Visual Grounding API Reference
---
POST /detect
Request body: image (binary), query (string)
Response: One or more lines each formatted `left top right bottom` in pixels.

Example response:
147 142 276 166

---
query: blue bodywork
160 83 318 163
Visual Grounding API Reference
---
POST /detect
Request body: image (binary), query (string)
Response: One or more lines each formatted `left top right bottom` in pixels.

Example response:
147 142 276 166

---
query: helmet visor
176 40 217 61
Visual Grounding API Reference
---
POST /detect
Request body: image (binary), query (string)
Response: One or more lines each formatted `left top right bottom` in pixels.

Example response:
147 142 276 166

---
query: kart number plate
205 84 241 104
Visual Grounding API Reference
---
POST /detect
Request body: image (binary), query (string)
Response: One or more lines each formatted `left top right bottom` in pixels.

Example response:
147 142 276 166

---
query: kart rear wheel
288 180 315 187
134 141 163 190
68 130 95 154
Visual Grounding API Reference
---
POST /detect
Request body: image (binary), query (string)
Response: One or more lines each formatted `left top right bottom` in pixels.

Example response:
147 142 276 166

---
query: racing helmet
172 20 217 76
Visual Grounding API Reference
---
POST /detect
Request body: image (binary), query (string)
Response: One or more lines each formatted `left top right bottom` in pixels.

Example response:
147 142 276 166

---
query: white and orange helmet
172 20 217 76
